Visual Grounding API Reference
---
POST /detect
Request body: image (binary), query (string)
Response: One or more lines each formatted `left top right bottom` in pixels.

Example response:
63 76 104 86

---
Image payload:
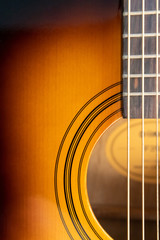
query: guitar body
1 6 122 240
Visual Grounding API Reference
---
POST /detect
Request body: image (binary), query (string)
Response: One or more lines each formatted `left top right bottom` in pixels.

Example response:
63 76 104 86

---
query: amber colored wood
1 15 121 240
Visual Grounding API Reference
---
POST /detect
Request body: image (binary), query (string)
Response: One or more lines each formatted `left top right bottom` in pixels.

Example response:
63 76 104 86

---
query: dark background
0 0 120 29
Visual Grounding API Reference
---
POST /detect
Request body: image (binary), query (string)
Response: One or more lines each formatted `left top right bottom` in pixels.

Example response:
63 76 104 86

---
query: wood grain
0 15 122 240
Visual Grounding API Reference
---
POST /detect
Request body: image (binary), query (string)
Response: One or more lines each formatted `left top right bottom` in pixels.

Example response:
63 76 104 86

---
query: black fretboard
123 0 160 118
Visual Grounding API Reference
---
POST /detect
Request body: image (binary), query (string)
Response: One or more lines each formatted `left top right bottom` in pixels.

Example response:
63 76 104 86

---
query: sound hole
87 118 158 240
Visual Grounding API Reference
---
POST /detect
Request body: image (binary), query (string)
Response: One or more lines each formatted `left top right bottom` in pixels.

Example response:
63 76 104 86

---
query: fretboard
123 0 160 118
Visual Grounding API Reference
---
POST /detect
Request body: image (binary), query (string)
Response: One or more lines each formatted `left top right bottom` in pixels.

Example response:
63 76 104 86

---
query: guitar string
127 0 131 239
127 1 159 239
142 0 145 240
156 0 160 239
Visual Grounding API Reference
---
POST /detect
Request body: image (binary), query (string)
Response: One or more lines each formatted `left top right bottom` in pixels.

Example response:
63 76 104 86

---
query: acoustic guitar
1 0 159 240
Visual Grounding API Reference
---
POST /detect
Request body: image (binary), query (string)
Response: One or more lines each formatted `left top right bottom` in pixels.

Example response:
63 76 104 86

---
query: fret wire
123 10 160 16
123 73 160 77
142 0 145 240
123 33 160 38
123 92 160 96
156 0 160 239
123 55 160 59
127 0 131 239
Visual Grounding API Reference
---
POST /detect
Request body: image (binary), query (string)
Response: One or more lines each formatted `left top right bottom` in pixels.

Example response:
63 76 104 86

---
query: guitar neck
122 0 160 118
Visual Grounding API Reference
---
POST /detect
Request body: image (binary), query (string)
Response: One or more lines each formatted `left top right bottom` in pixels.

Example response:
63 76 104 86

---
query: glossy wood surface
1 15 121 239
